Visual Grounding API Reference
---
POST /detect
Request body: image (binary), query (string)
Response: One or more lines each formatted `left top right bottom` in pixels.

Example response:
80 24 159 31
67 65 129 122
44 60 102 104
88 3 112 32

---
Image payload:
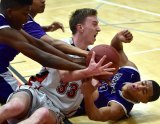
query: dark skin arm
40 34 88 57
110 30 137 68
21 30 87 65
41 21 65 32
40 34 87 65
0 28 85 71
20 30 73 62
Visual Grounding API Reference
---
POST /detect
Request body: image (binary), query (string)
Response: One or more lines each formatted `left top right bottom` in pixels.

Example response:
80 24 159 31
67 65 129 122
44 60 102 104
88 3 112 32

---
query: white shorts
0 70 18 103
7 85 65 124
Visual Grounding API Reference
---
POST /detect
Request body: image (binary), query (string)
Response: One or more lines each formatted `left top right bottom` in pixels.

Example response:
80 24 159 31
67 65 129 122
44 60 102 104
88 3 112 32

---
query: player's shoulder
0 13 10 29
61 37 73 45
119 66 139 74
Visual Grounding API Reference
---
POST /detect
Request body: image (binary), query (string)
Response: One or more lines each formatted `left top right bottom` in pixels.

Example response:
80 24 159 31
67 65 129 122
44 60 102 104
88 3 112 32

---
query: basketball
86 44 120 80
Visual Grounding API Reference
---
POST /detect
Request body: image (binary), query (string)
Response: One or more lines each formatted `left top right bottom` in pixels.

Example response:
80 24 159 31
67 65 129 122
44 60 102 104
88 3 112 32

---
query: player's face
32 0 45 13
7 6 31 30
126 80 153 103
81 16 101 46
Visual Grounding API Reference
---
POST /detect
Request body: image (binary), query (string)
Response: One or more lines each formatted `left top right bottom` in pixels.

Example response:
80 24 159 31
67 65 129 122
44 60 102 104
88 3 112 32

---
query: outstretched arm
20 29 75 62
42 21 65 32
60 52 115 82
0 28 85 71
40 35 88 57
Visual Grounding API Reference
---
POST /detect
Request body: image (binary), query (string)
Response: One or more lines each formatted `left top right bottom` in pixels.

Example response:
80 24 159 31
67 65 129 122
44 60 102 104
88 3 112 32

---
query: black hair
69 8 97 35
0 0 33 10
149 80 160 102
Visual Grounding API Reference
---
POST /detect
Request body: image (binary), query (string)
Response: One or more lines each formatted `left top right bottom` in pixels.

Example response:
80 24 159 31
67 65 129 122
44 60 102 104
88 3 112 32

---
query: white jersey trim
0 13 5 17
0 25 10 29
120 66 139 73
0 13 11 29
108 100 129 117
119 90 138 104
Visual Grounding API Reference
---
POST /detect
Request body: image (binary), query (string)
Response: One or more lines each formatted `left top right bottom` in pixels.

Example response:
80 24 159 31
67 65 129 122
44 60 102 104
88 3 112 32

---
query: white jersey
62 37 93 52
30 67 83 117
29 38 91 117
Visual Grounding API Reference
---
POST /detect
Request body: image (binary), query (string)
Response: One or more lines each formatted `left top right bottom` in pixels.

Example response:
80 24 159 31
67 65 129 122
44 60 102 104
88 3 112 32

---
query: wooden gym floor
10 0 160 123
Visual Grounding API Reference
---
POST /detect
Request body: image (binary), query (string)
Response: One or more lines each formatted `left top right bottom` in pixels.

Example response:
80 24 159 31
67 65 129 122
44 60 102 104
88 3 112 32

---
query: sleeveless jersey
62 37 93 51
28 37 92 117
29 67 83 117
95 66 140 117
75 66 140 117
0 14 19 73
0 13 20 103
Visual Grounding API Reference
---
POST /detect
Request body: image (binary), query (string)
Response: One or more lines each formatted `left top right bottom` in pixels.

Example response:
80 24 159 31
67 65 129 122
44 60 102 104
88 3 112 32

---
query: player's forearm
110 33 123 52
60 68 93 82
49 38 88 57
84 96 102 121
20 30 73 61
41 26 50 32
43 55 85 71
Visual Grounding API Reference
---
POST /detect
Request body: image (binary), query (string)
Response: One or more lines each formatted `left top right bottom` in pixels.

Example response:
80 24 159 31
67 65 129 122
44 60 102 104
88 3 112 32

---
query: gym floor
10 0 160 123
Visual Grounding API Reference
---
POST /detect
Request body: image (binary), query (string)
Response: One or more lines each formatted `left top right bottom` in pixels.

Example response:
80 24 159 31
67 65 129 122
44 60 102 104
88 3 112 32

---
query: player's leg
0 90 32 123
18 107 58 124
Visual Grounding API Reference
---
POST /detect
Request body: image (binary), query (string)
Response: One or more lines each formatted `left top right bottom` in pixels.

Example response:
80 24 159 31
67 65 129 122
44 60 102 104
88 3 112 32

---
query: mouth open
94 33 98 38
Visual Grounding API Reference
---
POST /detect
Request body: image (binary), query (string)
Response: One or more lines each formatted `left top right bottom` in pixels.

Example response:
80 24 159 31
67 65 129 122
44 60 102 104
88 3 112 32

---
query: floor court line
128 48 160 56
96 0 160 17
45 2 96 11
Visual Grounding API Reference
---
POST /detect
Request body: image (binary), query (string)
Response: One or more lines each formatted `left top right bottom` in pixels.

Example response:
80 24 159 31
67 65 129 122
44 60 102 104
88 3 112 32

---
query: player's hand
86 51 115 77
47 21 64 32
116 29 133 43
81 78 96 95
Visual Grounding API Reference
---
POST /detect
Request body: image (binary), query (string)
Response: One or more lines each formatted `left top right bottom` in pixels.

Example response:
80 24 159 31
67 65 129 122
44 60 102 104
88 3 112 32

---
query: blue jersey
22 15 46 39
0 14 19 73
75 66 140 117
95 66 140 117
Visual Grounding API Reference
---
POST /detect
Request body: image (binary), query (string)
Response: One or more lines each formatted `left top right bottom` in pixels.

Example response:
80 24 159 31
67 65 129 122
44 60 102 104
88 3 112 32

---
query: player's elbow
88 112 120 122
88 114 108 122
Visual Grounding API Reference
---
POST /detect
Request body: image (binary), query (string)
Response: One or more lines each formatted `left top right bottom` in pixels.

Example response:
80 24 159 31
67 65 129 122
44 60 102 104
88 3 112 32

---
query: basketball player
62 8 100 51
78 31 160 121
60 8 160 121
23 0 88 63
0 52 115 124
0 0 90 104
29 0 64 32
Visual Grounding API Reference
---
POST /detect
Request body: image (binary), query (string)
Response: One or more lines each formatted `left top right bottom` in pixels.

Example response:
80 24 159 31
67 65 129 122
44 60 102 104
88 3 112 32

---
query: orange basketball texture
86 44 120 80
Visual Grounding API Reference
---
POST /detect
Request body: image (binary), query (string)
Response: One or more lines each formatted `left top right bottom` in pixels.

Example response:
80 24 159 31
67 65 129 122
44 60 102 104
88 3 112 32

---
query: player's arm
86 101 125 121
40 34 88 57
59 52 114 82
110 30 137 68
20 29 75 62
111 30 133 52
81 79 125 121
41 21 64 32
0 28 85 71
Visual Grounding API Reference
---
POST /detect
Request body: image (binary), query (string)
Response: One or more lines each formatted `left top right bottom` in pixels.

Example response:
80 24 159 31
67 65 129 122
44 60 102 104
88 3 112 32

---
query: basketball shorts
7 85 65 124
0 71 18 104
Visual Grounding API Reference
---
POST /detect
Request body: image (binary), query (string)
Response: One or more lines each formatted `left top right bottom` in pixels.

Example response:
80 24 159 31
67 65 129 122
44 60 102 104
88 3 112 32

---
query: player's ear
5 8 13 18
77 24 84 33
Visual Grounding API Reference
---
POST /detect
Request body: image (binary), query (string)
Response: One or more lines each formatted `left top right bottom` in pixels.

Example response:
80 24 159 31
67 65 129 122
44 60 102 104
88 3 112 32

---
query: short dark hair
69 8 97 35
0 0 33 10
149 80 160 102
